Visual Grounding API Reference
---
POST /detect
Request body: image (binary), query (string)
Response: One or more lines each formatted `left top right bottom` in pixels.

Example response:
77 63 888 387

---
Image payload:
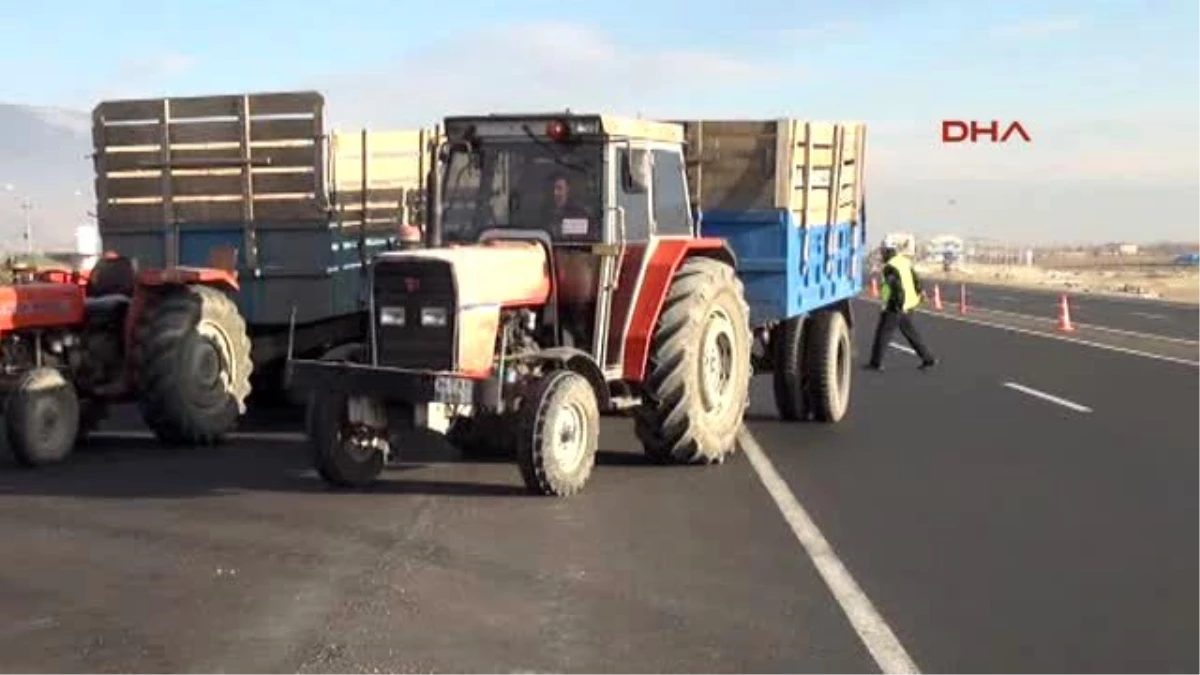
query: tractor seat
84 294 132 324
86 255 137 299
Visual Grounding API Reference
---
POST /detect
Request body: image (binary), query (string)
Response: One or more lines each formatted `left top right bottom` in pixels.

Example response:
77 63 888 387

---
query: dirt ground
915 262 1200 304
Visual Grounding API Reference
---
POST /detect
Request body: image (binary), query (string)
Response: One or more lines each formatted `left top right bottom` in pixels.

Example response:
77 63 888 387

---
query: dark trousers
868 309 934 365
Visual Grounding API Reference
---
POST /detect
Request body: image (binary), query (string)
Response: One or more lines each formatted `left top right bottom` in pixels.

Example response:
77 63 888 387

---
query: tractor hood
374 240 550 308
371 240 551 376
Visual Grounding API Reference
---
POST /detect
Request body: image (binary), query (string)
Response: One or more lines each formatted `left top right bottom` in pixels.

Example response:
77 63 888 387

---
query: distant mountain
0 103 94 252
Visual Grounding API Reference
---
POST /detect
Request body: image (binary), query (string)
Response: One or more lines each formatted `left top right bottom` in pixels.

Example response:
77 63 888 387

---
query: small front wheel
517 370 600 497
5 367 81 467
309 388 387 488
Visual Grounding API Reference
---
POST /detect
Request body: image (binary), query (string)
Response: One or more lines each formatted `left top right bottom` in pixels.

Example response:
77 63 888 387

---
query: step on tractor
0 253 250 466
287 113 867 496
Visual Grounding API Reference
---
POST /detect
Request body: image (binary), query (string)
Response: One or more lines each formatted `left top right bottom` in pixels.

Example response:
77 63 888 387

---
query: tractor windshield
440 140 603 244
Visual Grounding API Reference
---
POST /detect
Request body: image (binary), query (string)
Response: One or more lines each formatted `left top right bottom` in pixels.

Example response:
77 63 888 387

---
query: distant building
1117 243 1139 256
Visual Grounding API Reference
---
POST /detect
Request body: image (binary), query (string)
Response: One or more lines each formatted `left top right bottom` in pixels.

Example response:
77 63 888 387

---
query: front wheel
309 388 388 488
517 370 600 497
5 368 80 467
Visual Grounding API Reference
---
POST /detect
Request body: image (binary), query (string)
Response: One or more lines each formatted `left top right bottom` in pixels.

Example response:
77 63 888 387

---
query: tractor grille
372 257 456 371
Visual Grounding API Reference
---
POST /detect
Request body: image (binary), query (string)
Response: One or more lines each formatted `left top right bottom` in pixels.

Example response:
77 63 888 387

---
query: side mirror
623 148 650 194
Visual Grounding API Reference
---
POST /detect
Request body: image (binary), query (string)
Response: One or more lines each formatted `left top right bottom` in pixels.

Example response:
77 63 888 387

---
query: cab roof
442 113 683 144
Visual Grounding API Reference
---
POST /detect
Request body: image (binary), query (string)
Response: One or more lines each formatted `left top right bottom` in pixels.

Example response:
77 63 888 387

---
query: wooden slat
330 188 406 206
101 144 317 172
104 171 317 199
102 197 324 225
94 91 323 123
101 117 319 147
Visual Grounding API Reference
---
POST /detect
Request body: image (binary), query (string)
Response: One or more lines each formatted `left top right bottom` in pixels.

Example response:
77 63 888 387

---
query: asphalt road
929 280 1200 341
0 303 1196 673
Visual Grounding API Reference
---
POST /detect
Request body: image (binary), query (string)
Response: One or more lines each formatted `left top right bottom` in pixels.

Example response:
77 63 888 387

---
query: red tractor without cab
0 255 251 466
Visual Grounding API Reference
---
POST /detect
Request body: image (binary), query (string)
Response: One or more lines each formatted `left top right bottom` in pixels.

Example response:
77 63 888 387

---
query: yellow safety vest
880 254 921 312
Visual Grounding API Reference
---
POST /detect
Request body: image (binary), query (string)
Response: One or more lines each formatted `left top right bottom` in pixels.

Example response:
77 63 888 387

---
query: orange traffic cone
870 276 880 298
958 284 968 314
933 284 944 310
1058 294 1076 332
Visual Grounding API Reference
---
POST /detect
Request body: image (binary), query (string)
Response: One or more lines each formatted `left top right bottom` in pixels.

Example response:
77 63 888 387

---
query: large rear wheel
135 285 253 445
635 257 752 464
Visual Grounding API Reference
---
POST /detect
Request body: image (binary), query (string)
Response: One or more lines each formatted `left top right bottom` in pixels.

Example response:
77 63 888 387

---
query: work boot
918 358 938 370
863 362 884 372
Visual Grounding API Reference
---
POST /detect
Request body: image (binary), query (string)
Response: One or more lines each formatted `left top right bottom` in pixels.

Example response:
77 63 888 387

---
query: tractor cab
433 113 697 364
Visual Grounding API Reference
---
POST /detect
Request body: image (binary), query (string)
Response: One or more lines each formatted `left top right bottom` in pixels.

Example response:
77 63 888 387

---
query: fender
621 237 737 383
136 266 239 293
524 346 610 410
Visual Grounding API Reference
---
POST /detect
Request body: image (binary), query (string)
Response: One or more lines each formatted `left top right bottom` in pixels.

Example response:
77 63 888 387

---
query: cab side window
615 147 651 242
651 149 692 236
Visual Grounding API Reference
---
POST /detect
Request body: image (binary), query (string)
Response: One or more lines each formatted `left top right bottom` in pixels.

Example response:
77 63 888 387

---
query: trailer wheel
5 367 80 467
135 284 253 445
310 388 387 488
771 316 812 421
517 370 599 496
805 309 852 423
635 257 752 464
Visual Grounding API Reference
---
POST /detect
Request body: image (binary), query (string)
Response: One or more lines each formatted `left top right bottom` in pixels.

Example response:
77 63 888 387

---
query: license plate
434 376 473 404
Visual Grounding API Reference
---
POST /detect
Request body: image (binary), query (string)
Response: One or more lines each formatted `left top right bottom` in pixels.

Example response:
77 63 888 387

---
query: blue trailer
89 90 432 441
683 119 866 422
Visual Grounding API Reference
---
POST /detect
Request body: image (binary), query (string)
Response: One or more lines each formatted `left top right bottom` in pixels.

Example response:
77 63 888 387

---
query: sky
0 0 1197 244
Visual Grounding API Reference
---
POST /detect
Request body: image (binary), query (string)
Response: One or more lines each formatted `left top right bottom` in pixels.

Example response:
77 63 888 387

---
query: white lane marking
738 428 921 674
1002 382 1093 413
911 308 1200 368
948 306 1198 345
997 295 1018 302
1130 311 1168 320
889 342 916 354
88 430 307 443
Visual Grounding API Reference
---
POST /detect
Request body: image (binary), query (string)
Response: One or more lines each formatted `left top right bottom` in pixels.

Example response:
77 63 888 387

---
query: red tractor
287 114 756 496
0 255 251 466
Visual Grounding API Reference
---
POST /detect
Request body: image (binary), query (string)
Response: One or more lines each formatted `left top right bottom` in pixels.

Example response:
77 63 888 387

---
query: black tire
805 309 852 423
5 368 80 467
309 387 387 488
301 343 366 483
517 370 600 497
771 316 811 421
135 285 253 445
635 257 752 464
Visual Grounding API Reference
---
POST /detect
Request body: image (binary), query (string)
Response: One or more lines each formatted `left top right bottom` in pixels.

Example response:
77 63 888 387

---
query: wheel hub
342 424 388 463
699 306 736 415
553 401 587 473
196 319 235 393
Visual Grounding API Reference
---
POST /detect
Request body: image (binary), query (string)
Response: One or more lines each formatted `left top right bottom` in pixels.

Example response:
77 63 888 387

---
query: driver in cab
549 175 590 233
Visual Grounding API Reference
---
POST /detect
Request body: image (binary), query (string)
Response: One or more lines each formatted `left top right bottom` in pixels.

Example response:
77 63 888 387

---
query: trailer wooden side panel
93 91 327 236
679 119 865 228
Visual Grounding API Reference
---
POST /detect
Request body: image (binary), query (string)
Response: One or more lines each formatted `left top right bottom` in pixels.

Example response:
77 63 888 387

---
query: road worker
865 243 938 371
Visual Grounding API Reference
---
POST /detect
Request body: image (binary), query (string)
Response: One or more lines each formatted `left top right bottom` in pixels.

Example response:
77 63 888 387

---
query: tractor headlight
379 306 406 326
421 306 448 327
